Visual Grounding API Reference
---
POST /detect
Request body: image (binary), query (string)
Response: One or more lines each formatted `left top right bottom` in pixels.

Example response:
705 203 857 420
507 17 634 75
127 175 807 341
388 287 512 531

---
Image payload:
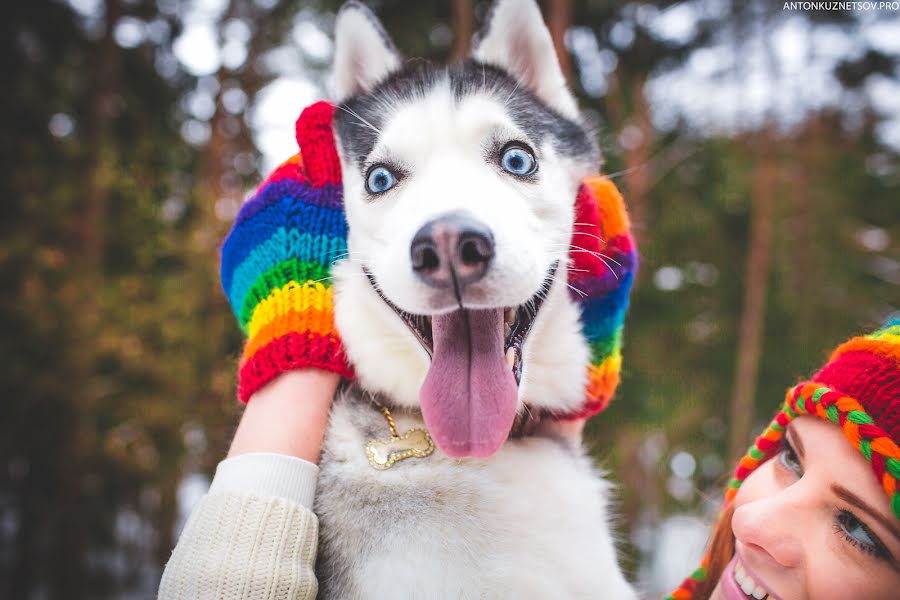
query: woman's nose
731 491 806 569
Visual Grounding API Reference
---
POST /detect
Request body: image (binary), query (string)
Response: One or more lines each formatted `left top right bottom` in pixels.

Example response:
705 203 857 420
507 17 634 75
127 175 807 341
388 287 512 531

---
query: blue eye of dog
366 166 397 194
500 145 537 176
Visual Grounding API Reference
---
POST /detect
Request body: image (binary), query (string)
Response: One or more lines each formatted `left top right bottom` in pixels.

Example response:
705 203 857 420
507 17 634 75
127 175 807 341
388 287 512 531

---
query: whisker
571 230 607 244
330 256 367 267
566 283 587 298
504 76 522 108
336 104 382 136
601 164 644 180
521 403 536 422
546 245 622 268
602 141 698 188
566 250 619 280
567 244 623 267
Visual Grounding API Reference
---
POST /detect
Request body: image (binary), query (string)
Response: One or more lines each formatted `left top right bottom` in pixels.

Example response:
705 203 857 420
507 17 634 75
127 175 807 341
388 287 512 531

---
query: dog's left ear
473 0 578 119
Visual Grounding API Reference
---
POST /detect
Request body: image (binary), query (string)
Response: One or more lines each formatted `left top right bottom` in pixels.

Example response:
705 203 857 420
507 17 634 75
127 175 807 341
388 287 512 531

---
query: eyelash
777 438 802 474
777 436 890 562
832 510 887 559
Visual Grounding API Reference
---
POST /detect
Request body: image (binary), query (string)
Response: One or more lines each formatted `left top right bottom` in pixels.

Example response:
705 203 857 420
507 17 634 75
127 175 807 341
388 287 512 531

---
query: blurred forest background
2 0 898 597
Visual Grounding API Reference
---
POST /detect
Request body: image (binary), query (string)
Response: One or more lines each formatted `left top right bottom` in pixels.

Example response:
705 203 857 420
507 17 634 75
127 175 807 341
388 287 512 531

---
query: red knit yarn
813 345 900 442
237 331 354 403
295 102 342 186
262 155 306 187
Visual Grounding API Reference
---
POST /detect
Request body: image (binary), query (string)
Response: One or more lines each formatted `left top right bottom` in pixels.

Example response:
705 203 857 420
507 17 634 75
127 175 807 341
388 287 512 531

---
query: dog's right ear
333 1 401 100
473 0 578 119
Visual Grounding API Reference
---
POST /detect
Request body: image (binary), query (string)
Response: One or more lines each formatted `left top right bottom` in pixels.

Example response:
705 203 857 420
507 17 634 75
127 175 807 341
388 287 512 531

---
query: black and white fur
314 1 636 597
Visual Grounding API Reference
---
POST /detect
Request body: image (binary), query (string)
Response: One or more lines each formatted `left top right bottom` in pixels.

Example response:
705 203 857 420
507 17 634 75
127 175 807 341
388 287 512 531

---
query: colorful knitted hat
668 320 900 600
220 101 637 418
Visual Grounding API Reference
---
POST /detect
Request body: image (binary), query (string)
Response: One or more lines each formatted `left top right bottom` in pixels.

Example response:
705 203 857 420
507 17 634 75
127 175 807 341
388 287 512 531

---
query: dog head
330 0 602 458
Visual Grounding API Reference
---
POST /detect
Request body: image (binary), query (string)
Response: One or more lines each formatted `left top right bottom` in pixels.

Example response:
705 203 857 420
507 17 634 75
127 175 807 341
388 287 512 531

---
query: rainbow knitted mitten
220 102 354 402
562 177 637 420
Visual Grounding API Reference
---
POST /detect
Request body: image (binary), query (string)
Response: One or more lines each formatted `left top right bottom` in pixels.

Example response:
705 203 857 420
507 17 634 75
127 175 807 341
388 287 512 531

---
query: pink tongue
419 308 519 458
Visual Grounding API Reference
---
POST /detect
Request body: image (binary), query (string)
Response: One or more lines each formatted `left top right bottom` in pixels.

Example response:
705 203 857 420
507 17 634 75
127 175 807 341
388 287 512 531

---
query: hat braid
723 383 900 519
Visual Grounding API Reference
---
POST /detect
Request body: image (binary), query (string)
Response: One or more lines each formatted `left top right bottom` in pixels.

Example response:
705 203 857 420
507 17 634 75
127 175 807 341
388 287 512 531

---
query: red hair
693 503 736 600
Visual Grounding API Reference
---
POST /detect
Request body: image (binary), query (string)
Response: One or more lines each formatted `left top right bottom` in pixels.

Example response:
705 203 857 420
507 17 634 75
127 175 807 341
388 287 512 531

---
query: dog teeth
504 307 516 326
505 348 516 369
504 322 512 339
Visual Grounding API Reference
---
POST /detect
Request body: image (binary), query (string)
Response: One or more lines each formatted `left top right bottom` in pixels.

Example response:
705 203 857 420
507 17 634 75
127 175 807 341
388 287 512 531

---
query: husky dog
314 1 636 597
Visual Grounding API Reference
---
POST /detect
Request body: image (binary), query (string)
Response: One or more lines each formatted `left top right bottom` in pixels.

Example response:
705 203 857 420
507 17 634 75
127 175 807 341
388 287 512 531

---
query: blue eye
835 510 885 558
366 165 397 194
778 442 802 475
500 145 537 176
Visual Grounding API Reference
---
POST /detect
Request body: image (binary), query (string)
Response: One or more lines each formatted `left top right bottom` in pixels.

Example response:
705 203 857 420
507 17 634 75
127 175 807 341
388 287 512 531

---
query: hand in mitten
220 102 353 402
562 176 637 420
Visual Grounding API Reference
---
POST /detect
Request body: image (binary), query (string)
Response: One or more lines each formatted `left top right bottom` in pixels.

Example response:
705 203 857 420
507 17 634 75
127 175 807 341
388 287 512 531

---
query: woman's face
710 416 900 600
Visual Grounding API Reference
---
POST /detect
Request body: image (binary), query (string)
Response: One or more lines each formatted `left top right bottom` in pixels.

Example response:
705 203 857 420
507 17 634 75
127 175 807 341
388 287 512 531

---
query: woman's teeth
734 561 774 600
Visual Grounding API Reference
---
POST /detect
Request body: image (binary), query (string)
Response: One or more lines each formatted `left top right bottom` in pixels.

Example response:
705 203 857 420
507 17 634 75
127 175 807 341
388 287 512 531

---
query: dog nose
410 212 494 289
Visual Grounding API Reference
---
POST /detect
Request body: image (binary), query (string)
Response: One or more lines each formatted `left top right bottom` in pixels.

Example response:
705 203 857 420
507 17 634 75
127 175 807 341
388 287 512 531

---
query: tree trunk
784 116 822 346
622 77 653 233
729 130 777 462
54 0 123 595
546 0 573 83
9 474 36 599
449 0 473 62
605 73 654 237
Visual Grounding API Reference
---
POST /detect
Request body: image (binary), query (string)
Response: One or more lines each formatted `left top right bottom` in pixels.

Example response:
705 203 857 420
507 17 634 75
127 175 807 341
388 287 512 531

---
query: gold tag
366 428 435 470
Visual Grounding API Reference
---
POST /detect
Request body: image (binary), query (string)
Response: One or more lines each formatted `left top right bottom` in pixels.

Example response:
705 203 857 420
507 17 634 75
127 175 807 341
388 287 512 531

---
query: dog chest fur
314 388 636 599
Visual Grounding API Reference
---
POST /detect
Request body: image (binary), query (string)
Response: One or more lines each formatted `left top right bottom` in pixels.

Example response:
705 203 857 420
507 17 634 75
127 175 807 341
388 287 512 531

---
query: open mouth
362 261 558 458
722 556 780 600
363 260 558 385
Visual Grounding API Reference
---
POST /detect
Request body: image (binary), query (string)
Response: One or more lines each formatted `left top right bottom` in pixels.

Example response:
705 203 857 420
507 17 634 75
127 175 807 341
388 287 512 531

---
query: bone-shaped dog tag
366 428 435 470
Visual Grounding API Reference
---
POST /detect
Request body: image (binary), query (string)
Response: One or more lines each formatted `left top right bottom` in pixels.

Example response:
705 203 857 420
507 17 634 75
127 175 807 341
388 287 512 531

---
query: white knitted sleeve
158 453 320 600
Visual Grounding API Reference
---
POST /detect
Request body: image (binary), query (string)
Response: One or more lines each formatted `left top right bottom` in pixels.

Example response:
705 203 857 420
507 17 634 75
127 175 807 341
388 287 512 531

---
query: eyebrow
833 484 900 547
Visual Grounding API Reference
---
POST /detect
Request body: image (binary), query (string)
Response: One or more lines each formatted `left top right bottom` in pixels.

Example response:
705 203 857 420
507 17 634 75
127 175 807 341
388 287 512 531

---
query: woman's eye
500 145 537 176
778 440 802 475
366 166 397 194
835 510 885 559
